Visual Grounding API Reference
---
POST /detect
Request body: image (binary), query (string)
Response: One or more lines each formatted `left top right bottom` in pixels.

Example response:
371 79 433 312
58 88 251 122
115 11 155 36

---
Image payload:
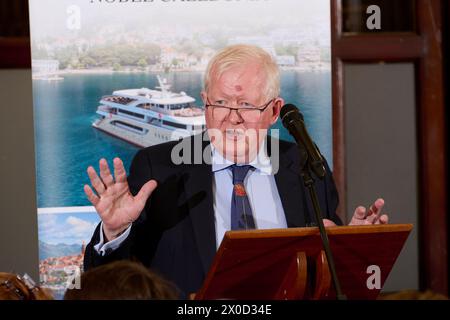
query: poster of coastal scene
29 0 332 298
37 207 97 299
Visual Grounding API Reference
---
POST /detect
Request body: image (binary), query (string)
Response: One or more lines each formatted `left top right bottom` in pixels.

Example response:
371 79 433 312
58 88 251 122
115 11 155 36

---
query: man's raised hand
84 157 157 241
348 198 389 226
322 198 389 227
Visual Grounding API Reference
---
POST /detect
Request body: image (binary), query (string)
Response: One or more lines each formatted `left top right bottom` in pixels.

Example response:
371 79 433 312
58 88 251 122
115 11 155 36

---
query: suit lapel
182 137 217 276
271 138 308 228
180 135 308 276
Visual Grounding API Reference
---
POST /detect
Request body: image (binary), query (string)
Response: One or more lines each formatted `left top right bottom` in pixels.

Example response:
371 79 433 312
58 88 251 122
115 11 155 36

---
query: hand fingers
322 219 337 227
364 198 384 218
99 158 114 187
365 205 374 218
84 184 99 206
353 206 366 220
87 166 106 195
113 157 127 183
348 207 366 225
373 214 389 225
135 180 158 209
368 199 386 224
350 199 388 226
372 198 385 214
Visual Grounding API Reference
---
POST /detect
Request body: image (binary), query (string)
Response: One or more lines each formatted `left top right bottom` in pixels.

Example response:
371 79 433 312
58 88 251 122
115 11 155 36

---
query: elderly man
83 44 388 296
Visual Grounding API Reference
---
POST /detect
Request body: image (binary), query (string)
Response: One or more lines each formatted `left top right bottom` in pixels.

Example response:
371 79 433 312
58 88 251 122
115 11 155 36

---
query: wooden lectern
195 224 412 300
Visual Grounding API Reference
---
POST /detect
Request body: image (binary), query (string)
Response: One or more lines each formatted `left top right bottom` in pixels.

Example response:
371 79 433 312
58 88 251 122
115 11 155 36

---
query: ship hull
92 115 197 148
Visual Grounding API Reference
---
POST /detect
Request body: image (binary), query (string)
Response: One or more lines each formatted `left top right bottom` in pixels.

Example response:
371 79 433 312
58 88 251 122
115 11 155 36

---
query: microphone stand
300 150 347 300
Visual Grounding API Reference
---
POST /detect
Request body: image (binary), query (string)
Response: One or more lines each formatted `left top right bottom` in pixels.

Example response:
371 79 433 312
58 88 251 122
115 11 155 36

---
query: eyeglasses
205 98 274 123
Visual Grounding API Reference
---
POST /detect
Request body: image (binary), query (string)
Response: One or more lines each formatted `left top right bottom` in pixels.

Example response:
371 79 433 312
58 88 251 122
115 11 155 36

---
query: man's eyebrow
210 94 232 100
211 93 253 101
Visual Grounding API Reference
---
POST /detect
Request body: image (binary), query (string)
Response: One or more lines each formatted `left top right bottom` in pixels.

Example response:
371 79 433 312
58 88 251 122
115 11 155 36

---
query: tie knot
230 165 253 184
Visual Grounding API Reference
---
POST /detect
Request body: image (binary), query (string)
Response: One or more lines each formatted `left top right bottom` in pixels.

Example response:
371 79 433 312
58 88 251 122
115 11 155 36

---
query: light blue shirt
211 143 287 248
95 139 287 254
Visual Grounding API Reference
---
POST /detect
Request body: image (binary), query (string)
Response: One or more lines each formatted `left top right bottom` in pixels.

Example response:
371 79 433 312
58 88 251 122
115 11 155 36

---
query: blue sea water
32 71 332 207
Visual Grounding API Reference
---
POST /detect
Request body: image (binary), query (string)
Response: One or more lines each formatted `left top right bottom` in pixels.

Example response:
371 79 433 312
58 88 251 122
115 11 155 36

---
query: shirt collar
211 138 273 175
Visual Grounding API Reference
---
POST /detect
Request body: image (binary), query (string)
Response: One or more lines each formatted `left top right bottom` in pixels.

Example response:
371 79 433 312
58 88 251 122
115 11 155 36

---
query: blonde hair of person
204 44 281 101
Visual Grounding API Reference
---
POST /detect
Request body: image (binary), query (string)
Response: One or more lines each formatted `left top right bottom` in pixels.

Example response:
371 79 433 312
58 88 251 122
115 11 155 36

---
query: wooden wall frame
331 0 448 294
0 0 31 68
0 37 31 69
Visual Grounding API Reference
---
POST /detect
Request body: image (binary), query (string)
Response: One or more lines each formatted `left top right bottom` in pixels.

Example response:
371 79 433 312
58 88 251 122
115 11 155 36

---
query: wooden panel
0 38 31 69
331 0 448 295
342 0 416 34
0 0 30 37
331 0 347 221
416 0 448 294
196 224 413 300
0 0 31 68
334 35 423 61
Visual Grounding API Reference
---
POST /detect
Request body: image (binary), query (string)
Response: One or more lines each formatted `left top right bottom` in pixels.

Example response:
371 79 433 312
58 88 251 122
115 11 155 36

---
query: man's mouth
225 129 245 141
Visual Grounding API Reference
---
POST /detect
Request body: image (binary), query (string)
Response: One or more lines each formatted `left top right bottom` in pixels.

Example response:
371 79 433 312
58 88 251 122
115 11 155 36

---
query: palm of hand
84 157 157 239
95 181 140 231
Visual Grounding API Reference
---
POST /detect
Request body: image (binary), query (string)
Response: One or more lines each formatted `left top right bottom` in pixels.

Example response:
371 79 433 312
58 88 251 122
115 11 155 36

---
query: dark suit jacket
84 134 341 297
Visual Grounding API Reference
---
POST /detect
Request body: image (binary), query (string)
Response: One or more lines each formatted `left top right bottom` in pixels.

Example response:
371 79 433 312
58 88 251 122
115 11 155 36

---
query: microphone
280 104 347 300
280 104 326 178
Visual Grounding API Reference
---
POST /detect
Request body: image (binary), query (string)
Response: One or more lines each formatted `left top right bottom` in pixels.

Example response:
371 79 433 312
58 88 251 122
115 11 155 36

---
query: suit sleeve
83 149 154 271
323 160 343 226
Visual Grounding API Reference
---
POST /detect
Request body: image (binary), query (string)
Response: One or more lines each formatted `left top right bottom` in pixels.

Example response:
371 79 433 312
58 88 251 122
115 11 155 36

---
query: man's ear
270 97 284 125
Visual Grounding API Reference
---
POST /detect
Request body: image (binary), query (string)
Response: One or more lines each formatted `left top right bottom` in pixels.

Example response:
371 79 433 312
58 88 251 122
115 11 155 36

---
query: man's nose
228 109 244 124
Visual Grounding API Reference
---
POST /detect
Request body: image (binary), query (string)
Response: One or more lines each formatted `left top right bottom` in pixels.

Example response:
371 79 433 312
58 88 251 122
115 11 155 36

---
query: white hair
204 44 280 100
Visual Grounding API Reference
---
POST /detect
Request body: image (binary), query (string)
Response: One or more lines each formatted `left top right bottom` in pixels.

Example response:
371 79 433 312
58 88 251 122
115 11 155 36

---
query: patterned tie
230 165 256 230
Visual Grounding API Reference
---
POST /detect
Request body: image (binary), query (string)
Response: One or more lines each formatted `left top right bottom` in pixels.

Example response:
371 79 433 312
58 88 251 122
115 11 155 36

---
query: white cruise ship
93 76 205 148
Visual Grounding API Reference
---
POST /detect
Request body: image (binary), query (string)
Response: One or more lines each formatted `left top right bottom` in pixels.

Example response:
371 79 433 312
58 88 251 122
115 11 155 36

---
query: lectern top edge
224 223 413 240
